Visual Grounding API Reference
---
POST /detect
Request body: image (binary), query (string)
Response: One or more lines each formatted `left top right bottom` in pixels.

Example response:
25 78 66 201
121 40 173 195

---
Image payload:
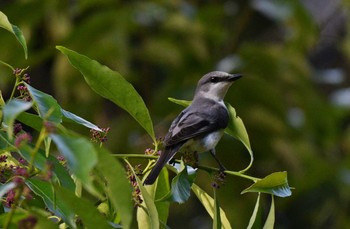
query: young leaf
247 193 261 229
241 171 292 197
0 11 28 59
225 103 253 173
61 109 102 131
153 169 170 224
50 134 99 197
142 168 170 225
2 99 32 139
26 209 59 229
25 83 62 123
26 178 76 228
55 186 111 229
56 46 155 142
167 97 191 107
191 184 232 229
262 195 275 229
95 148 133 229
135 175 159 229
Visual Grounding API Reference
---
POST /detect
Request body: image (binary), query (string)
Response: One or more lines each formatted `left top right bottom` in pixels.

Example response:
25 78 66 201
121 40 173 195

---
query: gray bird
144 71 242 185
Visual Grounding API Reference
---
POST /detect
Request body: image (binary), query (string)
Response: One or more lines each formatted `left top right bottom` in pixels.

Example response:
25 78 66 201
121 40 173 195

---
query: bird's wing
164 104 228 146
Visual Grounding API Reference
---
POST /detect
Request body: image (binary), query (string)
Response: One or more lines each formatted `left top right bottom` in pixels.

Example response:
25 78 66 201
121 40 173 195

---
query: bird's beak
228 73 242 81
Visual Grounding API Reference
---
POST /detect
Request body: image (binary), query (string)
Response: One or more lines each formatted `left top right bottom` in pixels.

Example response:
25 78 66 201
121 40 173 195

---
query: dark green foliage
0 1 349 228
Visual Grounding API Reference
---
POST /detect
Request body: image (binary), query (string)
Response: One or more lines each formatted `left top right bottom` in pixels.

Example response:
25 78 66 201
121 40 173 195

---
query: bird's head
194 71 242 101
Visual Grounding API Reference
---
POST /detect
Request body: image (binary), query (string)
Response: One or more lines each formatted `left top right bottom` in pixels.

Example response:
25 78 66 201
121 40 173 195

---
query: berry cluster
90 127 110 143
126 164 143 207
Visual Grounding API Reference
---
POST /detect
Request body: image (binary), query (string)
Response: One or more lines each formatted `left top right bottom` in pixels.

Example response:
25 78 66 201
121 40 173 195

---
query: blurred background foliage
1 0 350 228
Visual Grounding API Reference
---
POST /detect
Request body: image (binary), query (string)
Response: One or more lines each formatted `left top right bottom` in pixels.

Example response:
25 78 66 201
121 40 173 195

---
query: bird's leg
209 149 226 172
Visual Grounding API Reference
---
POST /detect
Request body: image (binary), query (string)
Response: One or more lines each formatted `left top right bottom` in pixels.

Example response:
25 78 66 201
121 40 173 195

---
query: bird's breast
181 129 225 153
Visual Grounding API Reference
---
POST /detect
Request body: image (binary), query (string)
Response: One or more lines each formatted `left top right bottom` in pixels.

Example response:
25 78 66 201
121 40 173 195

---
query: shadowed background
1 0 350 228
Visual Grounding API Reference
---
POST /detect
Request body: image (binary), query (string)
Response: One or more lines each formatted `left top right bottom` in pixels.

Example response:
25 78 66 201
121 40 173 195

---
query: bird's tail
143 145 180 185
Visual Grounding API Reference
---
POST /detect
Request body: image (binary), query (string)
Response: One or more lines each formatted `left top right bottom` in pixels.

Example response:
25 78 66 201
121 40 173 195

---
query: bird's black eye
210 77 220 83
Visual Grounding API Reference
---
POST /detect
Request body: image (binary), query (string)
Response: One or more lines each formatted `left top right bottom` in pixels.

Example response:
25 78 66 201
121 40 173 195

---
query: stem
113 154 261 182
197 165 260 183
9 77 20 100
112 154 158 160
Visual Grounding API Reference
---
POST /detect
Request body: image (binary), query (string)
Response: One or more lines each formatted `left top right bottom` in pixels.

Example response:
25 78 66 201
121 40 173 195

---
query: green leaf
0 182 16 199
25 83 62 123
141 167 171 226
50 134 99 196
56 46 155 142
96 148 133 229
247 193 260 229
61 109 102 131
28 208 60 229
0 211 28 228
262 195 275 229
55 186 111 229
225 103 253 172
241 171 292 197
153 169 170 224
2 99 32 139
26 178 76 228
213 188 221 229
18 145 75 191
134 170 159 229
0 11 28 59
167 97 191 107
158 161 196 204
191 184 232 229
16 112 43 131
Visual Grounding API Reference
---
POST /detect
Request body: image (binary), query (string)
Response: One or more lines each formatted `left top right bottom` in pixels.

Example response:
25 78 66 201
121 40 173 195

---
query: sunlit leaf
50 134 99 196
55 186 111 229
27 209 58 229
25 83 62 123
136 174 159 229
192 184 232 229
154 169 170 224
2 99 32 139
0 11 28 59
263 195 275 229
61 109 102 131
56 46 155 142
247 193 260 229
213 188 221 229
225 103 253 172
96 148 133 229
168 97 191 107
26 178 76 228
241 171 292 197
143 168 170 224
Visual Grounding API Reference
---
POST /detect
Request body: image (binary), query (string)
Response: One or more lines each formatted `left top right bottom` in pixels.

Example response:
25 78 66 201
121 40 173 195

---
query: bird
143 71 242 185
